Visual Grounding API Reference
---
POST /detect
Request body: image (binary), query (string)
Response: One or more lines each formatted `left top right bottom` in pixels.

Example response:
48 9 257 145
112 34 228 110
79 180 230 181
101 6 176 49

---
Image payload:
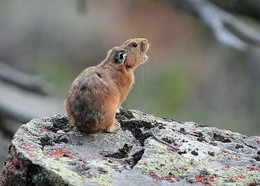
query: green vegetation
34 58 78 97
124 57 190 118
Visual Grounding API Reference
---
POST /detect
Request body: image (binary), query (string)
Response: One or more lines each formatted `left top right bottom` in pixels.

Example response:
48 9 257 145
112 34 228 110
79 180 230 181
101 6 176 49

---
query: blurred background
0 0 260 169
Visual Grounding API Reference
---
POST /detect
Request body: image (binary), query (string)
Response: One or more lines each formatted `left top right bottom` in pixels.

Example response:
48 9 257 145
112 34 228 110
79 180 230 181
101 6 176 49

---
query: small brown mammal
64 38 149 132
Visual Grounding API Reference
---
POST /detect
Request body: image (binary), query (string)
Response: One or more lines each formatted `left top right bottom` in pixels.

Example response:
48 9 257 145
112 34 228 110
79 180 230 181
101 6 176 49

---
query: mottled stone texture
1 108 260 185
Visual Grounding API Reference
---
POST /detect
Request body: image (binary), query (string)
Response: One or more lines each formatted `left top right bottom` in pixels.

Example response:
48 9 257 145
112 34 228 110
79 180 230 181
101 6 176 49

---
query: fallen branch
209 0 260 20
0 62 49 95
0 81 63 123
163 0 260 49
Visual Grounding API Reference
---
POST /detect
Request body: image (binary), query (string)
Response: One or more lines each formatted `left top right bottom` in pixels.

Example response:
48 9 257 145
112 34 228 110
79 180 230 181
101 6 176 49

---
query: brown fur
64 38 149 132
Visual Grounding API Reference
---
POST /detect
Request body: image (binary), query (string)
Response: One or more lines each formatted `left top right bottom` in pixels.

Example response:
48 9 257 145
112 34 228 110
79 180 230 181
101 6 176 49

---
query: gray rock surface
1 108 260 185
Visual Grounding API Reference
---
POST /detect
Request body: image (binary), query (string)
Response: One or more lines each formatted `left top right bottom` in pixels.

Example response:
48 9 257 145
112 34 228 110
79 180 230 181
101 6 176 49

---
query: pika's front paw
106 120 121 133
116 108 120 114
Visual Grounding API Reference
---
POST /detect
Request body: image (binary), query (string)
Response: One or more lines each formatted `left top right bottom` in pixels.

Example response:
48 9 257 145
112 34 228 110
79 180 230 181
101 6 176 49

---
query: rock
1 108 260 185
0 130 11 171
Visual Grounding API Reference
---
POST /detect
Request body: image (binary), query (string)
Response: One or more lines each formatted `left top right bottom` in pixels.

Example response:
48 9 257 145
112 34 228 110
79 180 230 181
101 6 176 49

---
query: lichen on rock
1 108 260 185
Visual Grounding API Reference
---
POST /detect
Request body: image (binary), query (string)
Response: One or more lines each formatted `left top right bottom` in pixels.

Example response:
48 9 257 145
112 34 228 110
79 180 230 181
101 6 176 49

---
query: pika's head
105 38 149 70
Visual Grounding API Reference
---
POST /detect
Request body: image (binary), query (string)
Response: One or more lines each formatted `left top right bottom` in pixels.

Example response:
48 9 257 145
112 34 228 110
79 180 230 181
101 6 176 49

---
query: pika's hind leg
106 120 121 133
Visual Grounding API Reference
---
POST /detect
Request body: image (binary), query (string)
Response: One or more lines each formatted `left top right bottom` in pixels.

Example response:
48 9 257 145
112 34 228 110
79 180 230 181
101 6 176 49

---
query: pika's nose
141 38 149 52
140 38 148 44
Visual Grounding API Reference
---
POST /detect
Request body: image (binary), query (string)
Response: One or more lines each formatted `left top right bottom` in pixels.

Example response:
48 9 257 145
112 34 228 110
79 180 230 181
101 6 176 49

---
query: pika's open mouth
141 55 148 64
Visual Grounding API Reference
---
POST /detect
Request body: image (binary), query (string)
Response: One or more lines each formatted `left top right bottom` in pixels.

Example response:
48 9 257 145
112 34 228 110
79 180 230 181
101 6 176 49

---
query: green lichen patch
40 158 82 185
136 143 260 185
83 160 113 186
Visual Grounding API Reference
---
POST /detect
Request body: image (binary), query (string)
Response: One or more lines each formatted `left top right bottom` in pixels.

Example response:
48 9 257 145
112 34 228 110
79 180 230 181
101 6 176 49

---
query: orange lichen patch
221 166 230 170
48 148 73 159
77 158 88 163
28 152 37 157
195 174 216 185
222 149 229 153
18 141 33 151
40 127 52 133
150 172 176 183
228 176 245 182
247 166 260 171
179 166 188 171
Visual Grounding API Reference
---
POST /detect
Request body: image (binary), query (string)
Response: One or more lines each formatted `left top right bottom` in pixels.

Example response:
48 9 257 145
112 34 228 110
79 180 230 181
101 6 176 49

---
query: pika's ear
104 49 112 60
107 49 112 57
114 52 127 66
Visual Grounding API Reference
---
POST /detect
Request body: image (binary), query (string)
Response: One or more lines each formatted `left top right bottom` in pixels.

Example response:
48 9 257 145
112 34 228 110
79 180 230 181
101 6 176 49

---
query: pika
64 38 149 133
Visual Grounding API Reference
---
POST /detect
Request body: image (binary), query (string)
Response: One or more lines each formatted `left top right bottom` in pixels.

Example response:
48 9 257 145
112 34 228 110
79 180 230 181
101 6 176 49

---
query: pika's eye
132 42 138 47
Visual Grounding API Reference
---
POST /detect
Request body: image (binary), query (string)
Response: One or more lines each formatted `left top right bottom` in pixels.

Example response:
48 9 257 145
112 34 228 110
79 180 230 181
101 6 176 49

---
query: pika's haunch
64 38 149 132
